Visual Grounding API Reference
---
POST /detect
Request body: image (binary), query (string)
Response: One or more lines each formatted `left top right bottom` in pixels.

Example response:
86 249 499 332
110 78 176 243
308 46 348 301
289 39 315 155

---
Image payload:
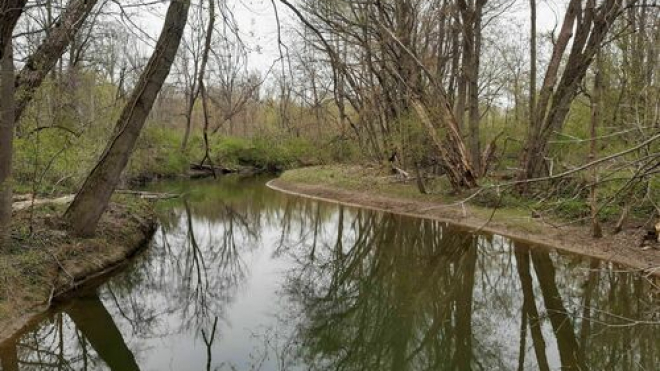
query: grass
279 164 650 233
0 197 155 329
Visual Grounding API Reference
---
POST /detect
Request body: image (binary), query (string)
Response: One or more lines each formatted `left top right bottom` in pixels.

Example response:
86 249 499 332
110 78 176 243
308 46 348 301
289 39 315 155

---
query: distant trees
1 0 97 248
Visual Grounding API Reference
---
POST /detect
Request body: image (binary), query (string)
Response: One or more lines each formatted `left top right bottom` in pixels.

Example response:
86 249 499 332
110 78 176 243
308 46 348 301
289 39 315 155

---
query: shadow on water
1 176 658 370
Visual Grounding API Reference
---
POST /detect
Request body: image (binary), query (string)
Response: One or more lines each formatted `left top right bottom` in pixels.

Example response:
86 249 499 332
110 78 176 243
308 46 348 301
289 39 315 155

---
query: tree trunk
411 96 478 189
518 0 625 189
14 0 99 123
529 0 537 141
64 0 191 237
459 0 486 174
197 0 216 172
0 42 15 251
0 1 26 60
589 51 603 238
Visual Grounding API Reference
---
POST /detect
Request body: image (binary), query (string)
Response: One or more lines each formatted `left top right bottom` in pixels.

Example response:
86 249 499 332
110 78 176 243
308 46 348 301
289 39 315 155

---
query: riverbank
0 196 156 341
270 165 660 276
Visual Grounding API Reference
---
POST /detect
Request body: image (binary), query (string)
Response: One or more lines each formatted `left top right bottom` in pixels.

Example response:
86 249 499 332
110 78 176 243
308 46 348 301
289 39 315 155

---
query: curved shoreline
268 178 660 277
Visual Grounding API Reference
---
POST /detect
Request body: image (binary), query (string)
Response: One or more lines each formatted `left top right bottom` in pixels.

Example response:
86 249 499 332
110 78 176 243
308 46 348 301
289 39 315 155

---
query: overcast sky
135 0 571 75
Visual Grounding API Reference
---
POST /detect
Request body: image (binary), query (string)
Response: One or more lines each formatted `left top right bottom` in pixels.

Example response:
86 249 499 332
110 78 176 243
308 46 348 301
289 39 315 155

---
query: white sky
134 0 570 75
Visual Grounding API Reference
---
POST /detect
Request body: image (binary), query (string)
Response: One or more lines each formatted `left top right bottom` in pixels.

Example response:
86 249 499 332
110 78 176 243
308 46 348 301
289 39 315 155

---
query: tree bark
0 41 15 251
64 0 191 237
14 0 99 123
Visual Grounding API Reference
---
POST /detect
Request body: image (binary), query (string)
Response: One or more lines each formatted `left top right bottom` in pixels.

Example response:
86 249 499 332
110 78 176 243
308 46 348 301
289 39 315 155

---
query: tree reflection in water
278 207 659 371
0 177 658 370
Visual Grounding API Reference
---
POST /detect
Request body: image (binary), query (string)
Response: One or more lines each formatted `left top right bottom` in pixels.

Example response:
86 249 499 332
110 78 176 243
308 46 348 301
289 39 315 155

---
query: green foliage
212 135 333 171
127 126 197 179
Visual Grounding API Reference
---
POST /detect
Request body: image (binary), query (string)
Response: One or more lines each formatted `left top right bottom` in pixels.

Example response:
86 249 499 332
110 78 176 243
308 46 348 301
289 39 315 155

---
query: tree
279 0 479 190
518 0 633 189
64 0 192 237
0 40 15 251
14 0 99 123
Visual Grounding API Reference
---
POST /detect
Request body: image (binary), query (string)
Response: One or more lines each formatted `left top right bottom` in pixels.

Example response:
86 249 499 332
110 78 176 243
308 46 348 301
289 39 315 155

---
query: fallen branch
115 190 182 200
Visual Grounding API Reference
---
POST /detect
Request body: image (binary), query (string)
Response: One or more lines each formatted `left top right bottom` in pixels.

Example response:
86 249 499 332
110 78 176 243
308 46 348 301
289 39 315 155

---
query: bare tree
518 0 633 189
64 0 191 237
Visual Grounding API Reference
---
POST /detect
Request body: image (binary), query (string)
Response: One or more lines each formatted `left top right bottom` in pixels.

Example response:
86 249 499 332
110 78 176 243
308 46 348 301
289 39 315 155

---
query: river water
0 176 658 370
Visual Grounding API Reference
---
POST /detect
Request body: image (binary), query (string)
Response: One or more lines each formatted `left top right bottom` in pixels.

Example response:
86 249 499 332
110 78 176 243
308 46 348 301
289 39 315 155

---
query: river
0 176 658 370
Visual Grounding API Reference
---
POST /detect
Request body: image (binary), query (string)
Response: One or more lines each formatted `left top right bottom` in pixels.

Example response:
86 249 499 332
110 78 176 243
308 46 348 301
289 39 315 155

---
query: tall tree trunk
459 0 486 174
529 0 537 142
64 0 191 237
14 0 99 123
0 41 15 251
197 0 215 171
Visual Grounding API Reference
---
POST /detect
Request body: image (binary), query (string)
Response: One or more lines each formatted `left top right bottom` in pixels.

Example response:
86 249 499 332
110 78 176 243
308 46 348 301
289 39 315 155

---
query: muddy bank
0 198 156 341
269 178 660 277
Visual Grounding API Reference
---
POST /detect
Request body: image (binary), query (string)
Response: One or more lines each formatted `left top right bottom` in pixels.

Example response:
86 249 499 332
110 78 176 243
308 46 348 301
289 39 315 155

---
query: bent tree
64 0 192 237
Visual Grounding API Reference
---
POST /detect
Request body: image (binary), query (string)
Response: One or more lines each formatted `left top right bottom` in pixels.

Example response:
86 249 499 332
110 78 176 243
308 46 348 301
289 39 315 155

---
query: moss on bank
0 196 156 340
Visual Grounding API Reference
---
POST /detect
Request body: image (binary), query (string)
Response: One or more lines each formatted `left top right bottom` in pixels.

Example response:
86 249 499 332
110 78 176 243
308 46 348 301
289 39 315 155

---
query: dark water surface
1 176 658 370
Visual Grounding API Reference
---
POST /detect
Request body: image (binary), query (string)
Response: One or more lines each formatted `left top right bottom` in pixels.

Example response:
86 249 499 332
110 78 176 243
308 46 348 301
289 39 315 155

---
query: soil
268 179 660 278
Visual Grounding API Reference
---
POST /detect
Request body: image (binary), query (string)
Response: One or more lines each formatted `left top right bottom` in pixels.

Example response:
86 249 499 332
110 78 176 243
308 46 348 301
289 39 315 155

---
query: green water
0 176 658 370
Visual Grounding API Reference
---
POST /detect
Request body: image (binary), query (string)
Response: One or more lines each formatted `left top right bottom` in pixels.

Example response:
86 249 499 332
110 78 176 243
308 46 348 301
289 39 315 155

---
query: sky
133 0 570 76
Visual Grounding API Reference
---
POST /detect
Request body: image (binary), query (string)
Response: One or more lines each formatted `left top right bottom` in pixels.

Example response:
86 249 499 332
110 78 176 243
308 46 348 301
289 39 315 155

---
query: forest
0 0 659 369
0 1 658 261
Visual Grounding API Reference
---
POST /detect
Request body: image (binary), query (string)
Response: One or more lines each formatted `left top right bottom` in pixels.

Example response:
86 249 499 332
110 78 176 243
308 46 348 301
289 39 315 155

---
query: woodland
0 0 658 245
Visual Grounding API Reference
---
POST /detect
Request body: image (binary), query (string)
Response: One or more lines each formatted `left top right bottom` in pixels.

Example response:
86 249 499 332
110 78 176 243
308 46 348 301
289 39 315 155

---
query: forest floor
271 165 660 277
0 196 156 341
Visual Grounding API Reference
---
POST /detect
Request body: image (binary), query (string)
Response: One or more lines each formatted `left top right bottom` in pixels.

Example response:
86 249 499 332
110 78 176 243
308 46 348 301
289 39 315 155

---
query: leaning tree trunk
64 0 191 237
411 96 478 189
0 42 15 251
14 0 99 123
518 0 628 190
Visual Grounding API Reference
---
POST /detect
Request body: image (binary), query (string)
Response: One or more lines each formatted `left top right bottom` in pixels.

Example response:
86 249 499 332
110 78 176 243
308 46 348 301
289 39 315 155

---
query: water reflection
1 177 658 370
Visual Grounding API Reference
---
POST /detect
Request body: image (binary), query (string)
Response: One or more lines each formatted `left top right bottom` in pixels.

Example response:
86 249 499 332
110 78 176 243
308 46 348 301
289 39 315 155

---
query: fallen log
189 163 238 178
12 195 75 211
115 190 182 200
